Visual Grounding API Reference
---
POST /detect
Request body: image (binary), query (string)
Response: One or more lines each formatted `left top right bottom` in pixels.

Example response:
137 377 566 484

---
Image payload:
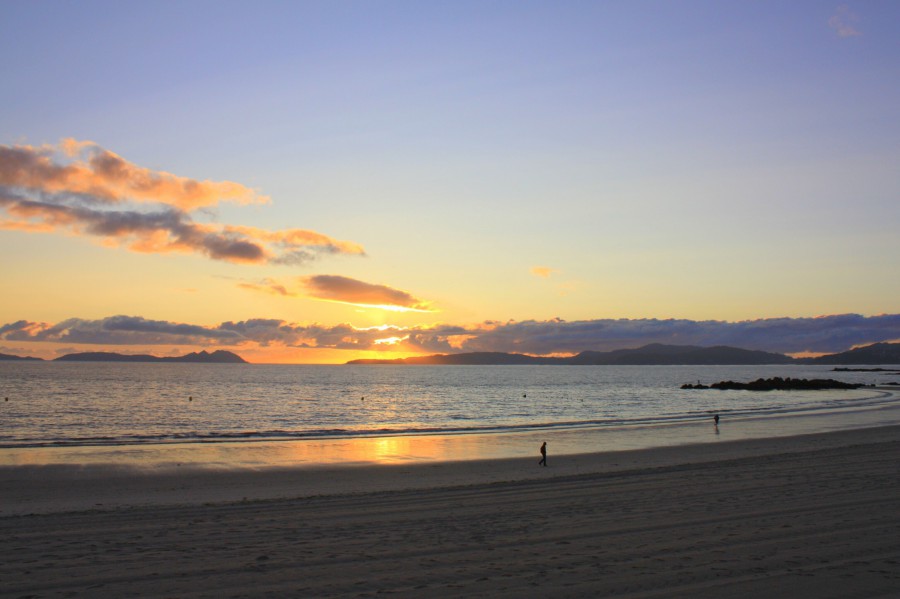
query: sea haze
1 362 895 449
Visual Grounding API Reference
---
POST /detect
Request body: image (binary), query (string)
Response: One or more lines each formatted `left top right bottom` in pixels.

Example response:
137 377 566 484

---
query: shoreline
2 387 899 474
3 422 900 517
3 424 900 597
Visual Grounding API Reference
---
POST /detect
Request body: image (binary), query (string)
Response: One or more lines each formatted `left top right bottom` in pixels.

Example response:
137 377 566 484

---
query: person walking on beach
539 442 547 467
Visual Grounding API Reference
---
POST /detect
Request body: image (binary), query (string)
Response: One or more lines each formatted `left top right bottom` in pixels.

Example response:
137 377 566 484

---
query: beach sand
3 426 900 597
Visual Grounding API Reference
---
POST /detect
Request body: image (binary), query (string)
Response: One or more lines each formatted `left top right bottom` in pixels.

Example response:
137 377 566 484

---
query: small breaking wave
3 388 894 449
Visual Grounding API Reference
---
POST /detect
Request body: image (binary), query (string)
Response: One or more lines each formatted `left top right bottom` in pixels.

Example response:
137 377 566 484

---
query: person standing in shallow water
539 442 547 467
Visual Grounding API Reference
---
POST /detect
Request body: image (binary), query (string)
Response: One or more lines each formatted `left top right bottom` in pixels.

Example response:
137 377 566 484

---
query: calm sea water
1 362 896 449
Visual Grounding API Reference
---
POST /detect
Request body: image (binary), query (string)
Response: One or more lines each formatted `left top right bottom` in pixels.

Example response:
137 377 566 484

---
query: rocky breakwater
681 377 869 391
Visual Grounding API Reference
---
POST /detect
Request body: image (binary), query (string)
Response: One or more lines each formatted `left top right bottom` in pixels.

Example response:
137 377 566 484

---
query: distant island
54 350 247 363
0 352 43 361
347 342 900 366
0 350 248 363
798 342 900 365
2 342 899 366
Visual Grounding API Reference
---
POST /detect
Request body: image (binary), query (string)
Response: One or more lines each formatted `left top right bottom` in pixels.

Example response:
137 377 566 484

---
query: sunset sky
2 1 898 363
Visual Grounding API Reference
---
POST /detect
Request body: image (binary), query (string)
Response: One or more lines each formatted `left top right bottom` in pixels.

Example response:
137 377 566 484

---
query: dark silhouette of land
53 350 247 364
833 367 898 372
804 342 900 365
346 342 900 366
0 352 42 361
2 342 899 366
681 377 868 391
569 344 794 365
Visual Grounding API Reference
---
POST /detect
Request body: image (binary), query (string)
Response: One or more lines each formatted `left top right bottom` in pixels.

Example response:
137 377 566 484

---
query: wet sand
3 425 900 597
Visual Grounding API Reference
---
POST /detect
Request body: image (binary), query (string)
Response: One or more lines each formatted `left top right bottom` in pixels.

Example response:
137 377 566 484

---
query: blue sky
1 1 898 362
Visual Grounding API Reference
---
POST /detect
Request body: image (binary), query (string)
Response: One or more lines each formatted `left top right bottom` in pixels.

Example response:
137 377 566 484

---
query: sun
374 335 409 346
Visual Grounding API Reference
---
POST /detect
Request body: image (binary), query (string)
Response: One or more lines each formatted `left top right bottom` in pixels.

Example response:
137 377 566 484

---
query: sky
1 1 898 363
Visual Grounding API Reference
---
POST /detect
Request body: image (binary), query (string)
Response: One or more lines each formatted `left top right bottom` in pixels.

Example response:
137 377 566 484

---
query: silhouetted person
714 414 720 426
539 442 547 467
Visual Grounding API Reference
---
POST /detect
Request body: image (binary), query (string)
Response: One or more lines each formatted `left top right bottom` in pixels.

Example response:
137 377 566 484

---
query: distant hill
567 344 793 365
801 342 900 365
0 352 43 361
348 343 793 366
54 350 247 364
347 342 900 366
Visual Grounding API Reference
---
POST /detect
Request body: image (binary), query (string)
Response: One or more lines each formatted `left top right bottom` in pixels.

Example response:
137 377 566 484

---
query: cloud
444 314 900 355
0 315 244 346
237 274 434 312
530 266 556 278
237 278 295 297
3 313 898 356
0 315 440 352
0 139 266 210
0 140 365 265
223 226 364 262
220 320 414 350
300 275 433 312
829 5 860 37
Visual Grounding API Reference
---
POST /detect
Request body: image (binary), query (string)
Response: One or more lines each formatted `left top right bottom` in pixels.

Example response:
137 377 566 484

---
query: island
347 342 900 366
54 350 247 364
0 352 43 361
348 344 794 366
803 342 900 365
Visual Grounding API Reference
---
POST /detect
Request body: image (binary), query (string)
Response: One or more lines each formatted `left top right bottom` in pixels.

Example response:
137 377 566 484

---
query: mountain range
2 342 898 365
0 350 247 363
347 342 900 366
0 353 43 361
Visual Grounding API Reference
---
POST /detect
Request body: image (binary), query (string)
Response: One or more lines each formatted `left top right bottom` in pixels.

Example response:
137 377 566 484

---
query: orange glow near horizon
446 334 477 349
0 341 432 365
239 346 431 365
786 351 827 359
313 299 435 313
374 335 409 345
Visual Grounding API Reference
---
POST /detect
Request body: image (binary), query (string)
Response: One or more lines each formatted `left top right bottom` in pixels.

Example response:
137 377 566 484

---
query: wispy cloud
530 266 556 278
829 5 861 38
3 313 898 355
0 139 266 210
301 275 433 312
238 274 435 312
0 140 365 265
237 278 295 297
530 266 579 296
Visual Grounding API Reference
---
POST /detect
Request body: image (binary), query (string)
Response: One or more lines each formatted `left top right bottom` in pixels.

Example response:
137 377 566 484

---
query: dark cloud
0 316 244 345
236 274 433 312
0 140 365 265
0 190 272 263
301 275 433 311
447 314 900 355
2 313 897 355
0 320 30 335
0 139 266 209
220 320 416 350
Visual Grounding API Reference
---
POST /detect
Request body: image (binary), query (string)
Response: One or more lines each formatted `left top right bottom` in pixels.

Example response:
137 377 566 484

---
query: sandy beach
3 426 900 598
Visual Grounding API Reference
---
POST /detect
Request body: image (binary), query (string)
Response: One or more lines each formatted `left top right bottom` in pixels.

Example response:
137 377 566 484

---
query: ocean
1 361 895 451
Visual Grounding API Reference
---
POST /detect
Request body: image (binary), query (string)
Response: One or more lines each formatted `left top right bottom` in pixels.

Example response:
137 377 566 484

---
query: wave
3 389 894 449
